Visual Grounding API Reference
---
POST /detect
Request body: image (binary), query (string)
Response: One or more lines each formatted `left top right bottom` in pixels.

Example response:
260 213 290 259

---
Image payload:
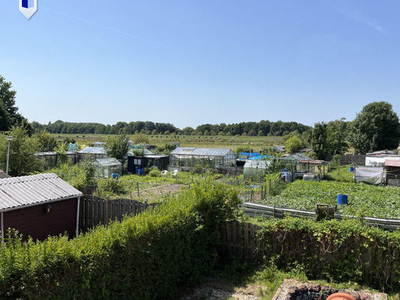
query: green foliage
0 76 30 132
265 173 287 196
262 180 400 218
0 181 240 299
106 135 129 164
48 163 87 190
326 118 349 155
284 135 303 154
349 101 400 154
256 217 400 290
323 165 354 183
155 143 175 155
149 167 161 177
311 122 329 159
33 130 58 152
97 178 126 195
0 126 42 176
132 133 150 145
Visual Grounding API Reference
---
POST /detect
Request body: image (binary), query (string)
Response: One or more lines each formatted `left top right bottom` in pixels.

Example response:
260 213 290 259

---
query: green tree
106 135 129 164
311 122 328 159
34 131 58 152
0 126 41 176
132 133 149 145
349 101 400 154
285 135 303 154
326 118 349 155
0 76 29 131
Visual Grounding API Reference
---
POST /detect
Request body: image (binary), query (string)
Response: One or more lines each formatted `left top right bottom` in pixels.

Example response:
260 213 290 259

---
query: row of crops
261 180 400 219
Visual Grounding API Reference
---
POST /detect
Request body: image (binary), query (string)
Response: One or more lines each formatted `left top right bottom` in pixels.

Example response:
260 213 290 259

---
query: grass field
54 134 284 152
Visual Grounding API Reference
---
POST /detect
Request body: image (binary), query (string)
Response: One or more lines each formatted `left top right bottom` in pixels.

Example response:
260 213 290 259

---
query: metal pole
1 212 4 243
6 140 10 175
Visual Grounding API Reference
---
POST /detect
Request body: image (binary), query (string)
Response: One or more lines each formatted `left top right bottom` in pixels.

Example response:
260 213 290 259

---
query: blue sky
0 0 399 129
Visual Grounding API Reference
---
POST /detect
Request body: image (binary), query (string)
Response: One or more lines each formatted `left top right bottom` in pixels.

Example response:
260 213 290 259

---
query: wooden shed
0 173 83 242
385 160 400 187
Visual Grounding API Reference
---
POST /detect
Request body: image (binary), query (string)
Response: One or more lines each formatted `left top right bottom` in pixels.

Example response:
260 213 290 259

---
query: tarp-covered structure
170 147 236 169
354 167 386 185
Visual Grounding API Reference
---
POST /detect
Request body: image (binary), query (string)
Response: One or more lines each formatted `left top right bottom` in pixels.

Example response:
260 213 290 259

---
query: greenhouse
169 147 236 169
77 147 106 162
95 158 122 178
243 160 270 181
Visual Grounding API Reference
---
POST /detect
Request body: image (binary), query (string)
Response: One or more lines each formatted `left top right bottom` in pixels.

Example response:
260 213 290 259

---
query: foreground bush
0 181 240 299
257 217 400 290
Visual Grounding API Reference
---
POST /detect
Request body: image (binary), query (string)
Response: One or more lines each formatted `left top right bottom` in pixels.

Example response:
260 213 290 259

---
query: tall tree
311 122 329 159
326 118 349 155
106 135 130 165
0 76 29 131
349 101 400 154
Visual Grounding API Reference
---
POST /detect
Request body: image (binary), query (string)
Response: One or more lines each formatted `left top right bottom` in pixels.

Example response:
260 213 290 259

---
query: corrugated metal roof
78 147 106 155
0 173 83 212
171 147 235 157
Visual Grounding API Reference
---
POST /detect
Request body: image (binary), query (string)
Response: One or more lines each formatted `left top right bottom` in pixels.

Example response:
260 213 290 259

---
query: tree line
31 119 311 137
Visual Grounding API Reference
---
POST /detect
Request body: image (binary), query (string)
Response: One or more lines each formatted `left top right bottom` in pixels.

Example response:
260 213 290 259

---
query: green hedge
257 217 400 290
0 181 240 299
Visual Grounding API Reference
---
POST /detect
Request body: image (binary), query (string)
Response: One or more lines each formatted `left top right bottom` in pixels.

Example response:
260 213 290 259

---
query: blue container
337 194 348 205
349 167 354 172
111 173 119 180
138 168 144 175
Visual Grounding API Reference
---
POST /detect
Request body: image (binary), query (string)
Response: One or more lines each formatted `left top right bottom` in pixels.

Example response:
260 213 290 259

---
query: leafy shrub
256 217 400 290
149 168 161 177
0 181 240 299
97 178 126 195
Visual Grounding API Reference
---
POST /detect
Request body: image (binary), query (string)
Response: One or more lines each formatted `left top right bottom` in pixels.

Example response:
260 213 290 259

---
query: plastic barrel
337 194 348 205
111 173 119 180
138 168 144 175
349 167 354 172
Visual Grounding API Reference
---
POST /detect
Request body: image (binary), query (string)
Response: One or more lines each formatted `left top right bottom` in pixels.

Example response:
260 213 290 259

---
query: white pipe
1 212 4 243
76 197 81 237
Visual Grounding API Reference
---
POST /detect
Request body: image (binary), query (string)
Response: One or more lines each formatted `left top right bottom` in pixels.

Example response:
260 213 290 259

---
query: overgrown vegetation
0 181 241 299
255 217 400 291
262 180 400 218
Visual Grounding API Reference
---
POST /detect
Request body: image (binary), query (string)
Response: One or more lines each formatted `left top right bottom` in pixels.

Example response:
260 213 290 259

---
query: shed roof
285 153 312 161
78 147 106 155
171 147 234 157
385 160 400 168
0 173 83 212
96 157 122 167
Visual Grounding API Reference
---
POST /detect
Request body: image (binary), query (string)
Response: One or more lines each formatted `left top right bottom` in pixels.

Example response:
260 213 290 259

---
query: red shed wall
3 198 78 241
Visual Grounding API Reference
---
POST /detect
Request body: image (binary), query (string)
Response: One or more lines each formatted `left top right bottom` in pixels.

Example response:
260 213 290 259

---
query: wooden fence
219 222 261 261
340 154 366 166
79 196 158 232
242 202 400 231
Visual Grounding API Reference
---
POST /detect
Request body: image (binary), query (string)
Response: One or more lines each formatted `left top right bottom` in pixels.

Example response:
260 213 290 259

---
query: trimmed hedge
0 181 240 299
257 217 400 290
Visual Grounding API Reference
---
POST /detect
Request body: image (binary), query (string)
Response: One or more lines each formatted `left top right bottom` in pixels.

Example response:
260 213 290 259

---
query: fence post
105 195 109 224
137 182 140 197
269 179 272 196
